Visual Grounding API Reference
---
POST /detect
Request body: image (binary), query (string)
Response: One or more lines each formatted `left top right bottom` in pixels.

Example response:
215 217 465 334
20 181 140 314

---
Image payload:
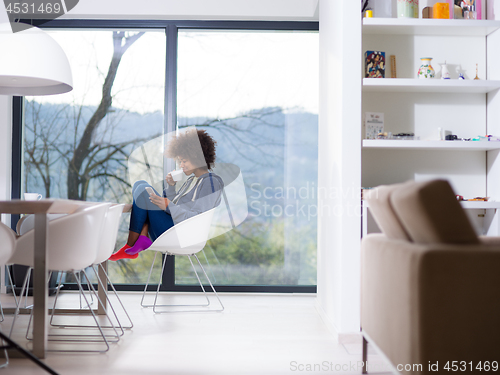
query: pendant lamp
0 22 72 96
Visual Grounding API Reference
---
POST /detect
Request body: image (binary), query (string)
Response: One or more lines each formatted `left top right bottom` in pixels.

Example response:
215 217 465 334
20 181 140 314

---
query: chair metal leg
9 269 30 338
145 254 210 312
142 252 197 309
0 297 4 323
146 253 224 314
23 269 31 308
60 271 111 352
98 264 133 329
77 271 94 309
6 266 19 308
140 251 158 308
151 255 210 313
81 269 121 339
201 248 216 284
362 335 368 374
193 254 224 312
26 271 119 349
86 266 125 335
142 254 209 310
37 270 120 340
49 272 65 327
38 271 111 352
151 252 169 312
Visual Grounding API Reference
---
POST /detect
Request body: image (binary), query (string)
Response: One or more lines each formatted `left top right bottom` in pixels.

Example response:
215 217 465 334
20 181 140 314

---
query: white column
317 0 362 335
0 95 12 294
0 95 12 224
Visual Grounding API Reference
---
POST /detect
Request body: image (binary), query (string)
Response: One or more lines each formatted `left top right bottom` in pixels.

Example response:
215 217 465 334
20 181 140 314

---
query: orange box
433 3 450 19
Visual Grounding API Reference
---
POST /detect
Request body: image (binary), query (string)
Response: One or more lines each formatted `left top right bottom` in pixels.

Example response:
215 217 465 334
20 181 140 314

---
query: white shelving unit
363 18 500 36
363 140 500 150
460 201 500 209
362 17 500 236
363 78 500 93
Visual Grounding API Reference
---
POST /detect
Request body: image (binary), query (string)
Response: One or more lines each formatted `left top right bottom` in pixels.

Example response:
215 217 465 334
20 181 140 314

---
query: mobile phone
145 187 155 196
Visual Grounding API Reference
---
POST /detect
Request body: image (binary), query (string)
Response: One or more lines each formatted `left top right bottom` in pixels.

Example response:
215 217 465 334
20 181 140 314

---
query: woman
109 129 224 261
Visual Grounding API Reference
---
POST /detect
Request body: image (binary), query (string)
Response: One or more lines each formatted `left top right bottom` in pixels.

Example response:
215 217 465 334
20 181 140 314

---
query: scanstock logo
4 0 79 32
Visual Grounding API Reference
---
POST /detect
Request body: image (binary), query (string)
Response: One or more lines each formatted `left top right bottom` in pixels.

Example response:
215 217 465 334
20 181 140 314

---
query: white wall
62 0 319 21
317 0 362 335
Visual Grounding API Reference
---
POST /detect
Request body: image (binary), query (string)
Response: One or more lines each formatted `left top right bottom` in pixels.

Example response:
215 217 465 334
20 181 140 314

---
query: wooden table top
0 199 132 215
0 199 94 214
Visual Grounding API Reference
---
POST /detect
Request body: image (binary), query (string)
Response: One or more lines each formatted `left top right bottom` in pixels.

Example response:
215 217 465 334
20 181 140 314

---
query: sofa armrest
361 234 424 368
361 234 500 371
478 235 500 246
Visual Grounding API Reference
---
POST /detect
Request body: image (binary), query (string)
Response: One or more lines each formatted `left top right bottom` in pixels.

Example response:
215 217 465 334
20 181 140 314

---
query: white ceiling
59 0 319 21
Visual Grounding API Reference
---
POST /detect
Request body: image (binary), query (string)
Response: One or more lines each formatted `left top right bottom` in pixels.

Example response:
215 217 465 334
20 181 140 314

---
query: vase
397 0 419 18
418 57 435 79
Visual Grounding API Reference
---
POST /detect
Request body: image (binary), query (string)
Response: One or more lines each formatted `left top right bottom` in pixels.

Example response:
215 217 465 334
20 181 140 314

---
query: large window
22 29 166 284
18 22 318 291
176 30 318 286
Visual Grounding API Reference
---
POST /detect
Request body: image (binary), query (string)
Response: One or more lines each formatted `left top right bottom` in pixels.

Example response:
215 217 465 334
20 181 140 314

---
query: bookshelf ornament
418 57 435 79
441 61 450 79
397 0 419 18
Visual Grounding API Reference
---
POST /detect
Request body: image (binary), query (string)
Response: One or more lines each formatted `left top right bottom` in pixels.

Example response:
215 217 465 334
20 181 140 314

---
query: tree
67 31 144 200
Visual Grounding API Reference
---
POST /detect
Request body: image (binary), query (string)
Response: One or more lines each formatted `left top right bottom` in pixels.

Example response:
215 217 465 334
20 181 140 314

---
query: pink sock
125 235 152 255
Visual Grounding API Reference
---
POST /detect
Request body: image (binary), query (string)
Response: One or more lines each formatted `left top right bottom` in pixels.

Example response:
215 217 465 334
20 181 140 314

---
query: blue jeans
129 180 174 242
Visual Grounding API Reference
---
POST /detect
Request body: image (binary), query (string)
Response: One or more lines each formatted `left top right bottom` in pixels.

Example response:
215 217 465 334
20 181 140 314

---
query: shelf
460 201 500 209
363 18 500 36
362 140 500 150
363 78 500 93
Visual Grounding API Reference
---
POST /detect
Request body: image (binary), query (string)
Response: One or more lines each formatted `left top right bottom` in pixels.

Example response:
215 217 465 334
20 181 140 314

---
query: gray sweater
163 172 224 224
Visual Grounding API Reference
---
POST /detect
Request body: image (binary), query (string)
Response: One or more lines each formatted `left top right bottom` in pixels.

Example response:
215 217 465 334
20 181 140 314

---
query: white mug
170 170 184 182
24 193 42 201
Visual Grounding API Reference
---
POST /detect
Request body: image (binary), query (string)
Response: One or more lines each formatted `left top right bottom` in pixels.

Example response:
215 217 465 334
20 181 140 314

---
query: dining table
0 199 96 358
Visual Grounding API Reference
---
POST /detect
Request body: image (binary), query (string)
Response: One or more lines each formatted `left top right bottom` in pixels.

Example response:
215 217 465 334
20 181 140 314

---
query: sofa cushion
365 183 412 241
390 179 479 244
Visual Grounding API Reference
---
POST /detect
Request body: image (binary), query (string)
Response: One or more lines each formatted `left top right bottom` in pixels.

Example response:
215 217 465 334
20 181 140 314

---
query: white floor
1 292 394 375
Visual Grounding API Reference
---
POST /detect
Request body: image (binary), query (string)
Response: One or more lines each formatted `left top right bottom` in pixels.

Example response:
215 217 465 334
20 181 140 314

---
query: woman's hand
149 194 170 210
165 173 176 186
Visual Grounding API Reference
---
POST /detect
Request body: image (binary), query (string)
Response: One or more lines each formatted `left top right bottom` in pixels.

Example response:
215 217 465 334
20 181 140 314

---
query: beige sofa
361 180 500 375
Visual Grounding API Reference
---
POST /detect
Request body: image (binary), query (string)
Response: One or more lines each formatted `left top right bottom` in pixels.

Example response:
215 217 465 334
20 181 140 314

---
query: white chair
0 224 58 373
140 208 224 313
8 203 119 353
0 223 17 320
48 203 131 334
0 222 17 368
16 214 66 236
90 203 133 330
16 210 95 308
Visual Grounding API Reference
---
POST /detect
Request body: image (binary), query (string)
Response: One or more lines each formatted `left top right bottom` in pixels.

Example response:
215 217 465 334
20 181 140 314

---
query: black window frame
11 19 319 293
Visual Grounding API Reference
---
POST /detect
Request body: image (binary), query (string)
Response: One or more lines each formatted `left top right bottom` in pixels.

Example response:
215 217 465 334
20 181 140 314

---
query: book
365 51 385 78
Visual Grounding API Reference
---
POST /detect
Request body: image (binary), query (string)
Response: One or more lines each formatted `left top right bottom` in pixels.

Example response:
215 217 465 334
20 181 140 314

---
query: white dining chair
0 221 17 368
47 203 131 335
91 203 133 329
16 210 96 308
77 203 133 332
8 203 119 352
140 208 224 313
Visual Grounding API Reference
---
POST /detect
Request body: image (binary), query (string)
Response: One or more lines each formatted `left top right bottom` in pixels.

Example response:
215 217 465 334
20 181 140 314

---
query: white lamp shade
0 23 72 96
